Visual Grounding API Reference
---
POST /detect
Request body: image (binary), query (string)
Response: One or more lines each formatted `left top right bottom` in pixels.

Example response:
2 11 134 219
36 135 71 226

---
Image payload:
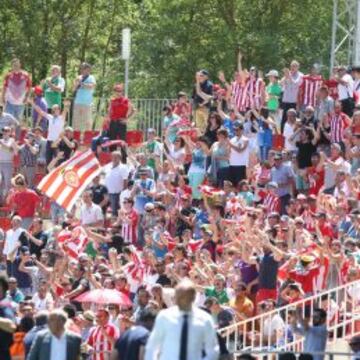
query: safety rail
219 279 360 356
22 98 174 133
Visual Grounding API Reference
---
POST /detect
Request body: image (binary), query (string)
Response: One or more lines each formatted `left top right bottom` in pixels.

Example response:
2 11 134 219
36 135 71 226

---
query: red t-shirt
307 166 324 195
109 96 129 120
288 266 320 294
10 189 40 217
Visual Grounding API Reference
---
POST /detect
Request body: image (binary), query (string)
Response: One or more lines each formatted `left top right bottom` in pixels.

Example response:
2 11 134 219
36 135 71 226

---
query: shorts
72 104 93 131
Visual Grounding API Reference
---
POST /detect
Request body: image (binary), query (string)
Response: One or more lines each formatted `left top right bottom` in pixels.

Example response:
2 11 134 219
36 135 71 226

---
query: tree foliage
0 0 335 98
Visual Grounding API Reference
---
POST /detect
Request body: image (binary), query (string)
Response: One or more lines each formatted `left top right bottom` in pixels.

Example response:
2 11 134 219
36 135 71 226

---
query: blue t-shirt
74 75 96 105
222 117 235 138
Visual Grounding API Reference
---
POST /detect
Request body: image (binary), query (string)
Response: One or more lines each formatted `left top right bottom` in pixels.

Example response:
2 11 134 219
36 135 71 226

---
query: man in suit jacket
28 309 82 360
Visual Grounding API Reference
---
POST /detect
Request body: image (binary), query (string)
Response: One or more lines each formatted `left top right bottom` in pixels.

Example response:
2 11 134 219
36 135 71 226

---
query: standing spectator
31 86 48 131
27 309 81 360
2 58 31 121
352 66 360 108
107 83 134 142
42 65 65 112
290 308 327 360
90 175 109 215
18 132 39 188
87 309 119 360
32 279 54 312
173 91 192 120
283 109 298 154
112 308 157 360
72 62 96 131
162 105 181 144
271 153 295 214
50 126 77 166
29 98 70 165
0 126 17 204
280 60 303 132
298 63 323 111
0 104 19 134
316 86 335 125
33 127 47 168
7 174 41 229
115 198 139 246
193 70 213 132
145 280 219 360
144 128 163 172
103 151 130 216
6 277 24 303
329 100 351 145
265 70 282 131
228 121 249 186
79 191 104 227
334 65 354 117
0 274 16 360
26 217 48 259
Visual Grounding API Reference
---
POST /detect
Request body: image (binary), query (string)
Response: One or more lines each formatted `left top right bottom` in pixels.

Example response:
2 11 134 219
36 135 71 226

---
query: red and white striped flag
57 226 88 259
37 150 101 212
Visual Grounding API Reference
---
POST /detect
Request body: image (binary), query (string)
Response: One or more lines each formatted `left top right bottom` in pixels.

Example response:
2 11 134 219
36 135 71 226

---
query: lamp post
122 28 131 97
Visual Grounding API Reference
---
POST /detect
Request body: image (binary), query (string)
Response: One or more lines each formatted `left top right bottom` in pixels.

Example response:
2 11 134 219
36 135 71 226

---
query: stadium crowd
0 54 360 359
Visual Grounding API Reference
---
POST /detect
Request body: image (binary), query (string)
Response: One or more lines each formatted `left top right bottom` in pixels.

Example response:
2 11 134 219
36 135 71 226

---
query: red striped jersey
120 209 139 245
329 112 350 143
87 323 119 360
258 189 280 213
299 75 323 107
247 77 265 110
232 81 249 112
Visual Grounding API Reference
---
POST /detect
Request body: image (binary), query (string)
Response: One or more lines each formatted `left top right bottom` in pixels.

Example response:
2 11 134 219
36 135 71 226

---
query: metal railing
233 350 354 359
22 98 174 133
219 279 360 357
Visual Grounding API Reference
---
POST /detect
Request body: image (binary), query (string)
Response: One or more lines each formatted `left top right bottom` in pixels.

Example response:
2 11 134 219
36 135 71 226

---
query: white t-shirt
104 163 130 194
46 114 64 141
338 73 354 100
229 135 250 166
283 122 297 151
3 227 24 259
80 203 104 225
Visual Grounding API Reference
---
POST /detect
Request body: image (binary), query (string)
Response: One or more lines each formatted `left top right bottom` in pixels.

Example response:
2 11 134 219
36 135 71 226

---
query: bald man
145 279 219 360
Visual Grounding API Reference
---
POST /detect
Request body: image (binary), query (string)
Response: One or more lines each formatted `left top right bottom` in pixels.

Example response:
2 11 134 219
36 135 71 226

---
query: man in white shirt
280 60 303 132
104 151 130 216
32 279 54 311
228 121 249 187
3 216 27 264
27 309 81 360
335 65 354 117
29 98 70 165
79 190 104 227
145 279 219 360
283 109 299 153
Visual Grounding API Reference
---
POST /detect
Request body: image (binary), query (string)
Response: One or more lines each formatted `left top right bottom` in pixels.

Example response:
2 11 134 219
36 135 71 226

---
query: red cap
33 86 43 96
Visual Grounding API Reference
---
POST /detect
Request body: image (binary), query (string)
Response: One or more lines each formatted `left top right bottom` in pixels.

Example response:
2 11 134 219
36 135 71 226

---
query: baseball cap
147 128 156 134
33 86 43 96
267 181 278 189
266 70 279 77
233 120 244 129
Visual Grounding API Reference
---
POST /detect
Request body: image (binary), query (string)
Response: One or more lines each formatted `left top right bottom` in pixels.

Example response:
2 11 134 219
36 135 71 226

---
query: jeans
0 162 13 203
109 193 120 216
259 146 271 162
229 165 246 187
5 101 24 121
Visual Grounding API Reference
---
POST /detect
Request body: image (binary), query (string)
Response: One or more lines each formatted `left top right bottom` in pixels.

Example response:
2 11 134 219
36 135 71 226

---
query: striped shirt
88 323 119 360
232 81 249 112
247 77 265 110
330 112 350 143
120 209 139 245
299 75 323 107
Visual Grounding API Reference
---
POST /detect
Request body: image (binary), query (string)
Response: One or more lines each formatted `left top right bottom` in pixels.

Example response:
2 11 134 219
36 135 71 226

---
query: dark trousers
109 120 127 141
216 167 230 188
280 193 291 215
229 165 246 187
281 102 297 133
46 140 56 165
340 98 354 117
109 193 120 216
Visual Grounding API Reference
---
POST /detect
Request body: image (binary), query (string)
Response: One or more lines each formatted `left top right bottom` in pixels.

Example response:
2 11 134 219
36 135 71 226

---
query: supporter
316 86 335 125
283 109 299 153
32 279 54 311
228 121 249 186
334 65 355 117
79 190 104 228
265 69 282 130
6 277 24 304
0 125 17 204
31 86 48 131
72 62 96 131
0 104 19 134
42 64 65 112
162 104 181 143
51 126 77 165
254 108 275 162
2 58 31 121
23 311 48 358
90 175 109 214
29 97 71 165
143 128 163 171
193 70 213 132
280 60 303 132
173 91 192 120
18 132 39 188
228 282 254 320
204 112 222 146
32 127 47 168
107 83 134 142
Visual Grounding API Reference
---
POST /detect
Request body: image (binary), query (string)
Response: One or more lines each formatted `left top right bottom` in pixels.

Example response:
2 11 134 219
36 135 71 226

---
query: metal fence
23 98 174 134
219 279 360 358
